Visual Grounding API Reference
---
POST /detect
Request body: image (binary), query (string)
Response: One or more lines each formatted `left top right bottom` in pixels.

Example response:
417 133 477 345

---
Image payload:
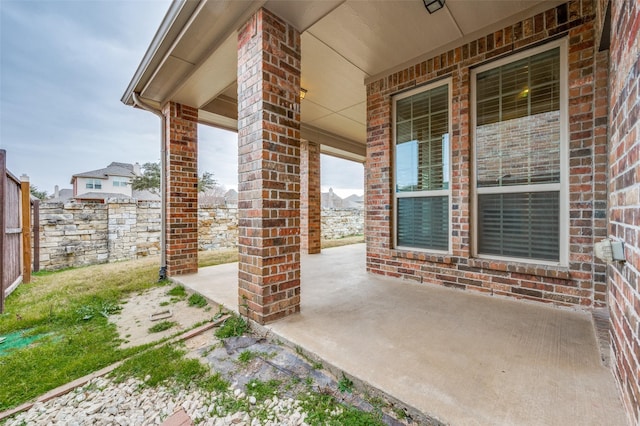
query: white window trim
392 78 453 254
86 179 103 190
113 177 129 187
470 38 569 267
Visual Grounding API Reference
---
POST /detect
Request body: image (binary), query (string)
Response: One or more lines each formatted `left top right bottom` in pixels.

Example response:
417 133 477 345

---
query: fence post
21 175 31 284
32 199 40 273
0 150 6 313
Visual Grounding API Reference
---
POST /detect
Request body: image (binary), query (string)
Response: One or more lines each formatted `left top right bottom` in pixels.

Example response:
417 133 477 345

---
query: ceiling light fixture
423 0 445 14
300 88 308 100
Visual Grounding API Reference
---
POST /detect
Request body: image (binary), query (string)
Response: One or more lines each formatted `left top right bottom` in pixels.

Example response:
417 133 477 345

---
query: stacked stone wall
38 202 241 271
321 209 364 240
39 202 109 270
198 205 239 250
135 201 162 257
37 201 361 271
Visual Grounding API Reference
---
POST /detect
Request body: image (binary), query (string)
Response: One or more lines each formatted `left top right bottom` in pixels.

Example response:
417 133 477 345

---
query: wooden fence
0 150 33 313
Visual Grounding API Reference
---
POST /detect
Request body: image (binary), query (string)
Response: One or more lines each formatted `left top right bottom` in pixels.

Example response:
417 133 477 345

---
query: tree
131 162 217 194
131 162 161 194
30 186 48 200
198 171 216 193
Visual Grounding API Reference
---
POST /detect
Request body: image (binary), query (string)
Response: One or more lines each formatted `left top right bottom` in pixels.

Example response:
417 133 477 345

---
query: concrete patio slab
174 244 626 425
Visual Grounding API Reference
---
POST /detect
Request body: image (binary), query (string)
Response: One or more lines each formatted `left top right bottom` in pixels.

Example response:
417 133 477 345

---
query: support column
163 102 198 276
237 8 301 324
301 140 321 254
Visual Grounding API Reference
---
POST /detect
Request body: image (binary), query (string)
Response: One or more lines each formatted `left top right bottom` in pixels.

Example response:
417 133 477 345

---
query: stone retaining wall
198 205 238 251
321 208 364 240
37 201 362 270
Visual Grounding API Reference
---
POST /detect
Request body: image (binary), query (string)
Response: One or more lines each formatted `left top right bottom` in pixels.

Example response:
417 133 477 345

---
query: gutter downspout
132 92 168 281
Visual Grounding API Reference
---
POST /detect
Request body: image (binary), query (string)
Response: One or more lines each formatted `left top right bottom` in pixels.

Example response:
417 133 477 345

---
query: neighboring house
49 186 74 202
70 162 158 202
342 194 363 210
122 1 639 422
224 189 238 207
320 190 363 209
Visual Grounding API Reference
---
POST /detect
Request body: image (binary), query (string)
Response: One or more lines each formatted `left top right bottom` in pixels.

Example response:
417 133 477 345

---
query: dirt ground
107 284 409 425
110 285 216 348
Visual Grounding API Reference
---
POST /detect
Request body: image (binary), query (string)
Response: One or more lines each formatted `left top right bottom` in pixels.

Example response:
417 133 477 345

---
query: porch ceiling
122 0 563 162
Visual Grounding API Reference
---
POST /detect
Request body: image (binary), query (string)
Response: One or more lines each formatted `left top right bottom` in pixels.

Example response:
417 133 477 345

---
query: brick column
237 8 301 324
301 140 321 254
163 102 198 276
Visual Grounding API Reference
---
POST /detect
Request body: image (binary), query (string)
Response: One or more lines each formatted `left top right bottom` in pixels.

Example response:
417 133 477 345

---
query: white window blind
395 83 450 251
474 45 563 263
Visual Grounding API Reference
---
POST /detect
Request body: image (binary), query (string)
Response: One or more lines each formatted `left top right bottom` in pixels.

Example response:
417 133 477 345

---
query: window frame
85 179 103 190
470 39 569 267
112 177 129 187
392 78 453 254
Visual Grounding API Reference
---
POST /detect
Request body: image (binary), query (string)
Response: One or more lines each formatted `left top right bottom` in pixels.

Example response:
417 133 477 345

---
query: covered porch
174 244 626 425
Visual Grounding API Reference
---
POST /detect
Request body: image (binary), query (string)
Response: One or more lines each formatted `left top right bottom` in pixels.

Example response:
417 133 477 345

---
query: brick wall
366 0 608 307
163 102 199 276
607 0 640 423
237 8 302 323
301 140 321 254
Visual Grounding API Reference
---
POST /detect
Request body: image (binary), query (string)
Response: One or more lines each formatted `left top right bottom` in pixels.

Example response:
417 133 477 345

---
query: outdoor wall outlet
611 240 625 261
594 238 625 263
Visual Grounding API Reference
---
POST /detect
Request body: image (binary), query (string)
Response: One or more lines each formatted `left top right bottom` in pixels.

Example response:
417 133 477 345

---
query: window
86 179 102 190
113 177 129 187
394 81 451 252
472 41 567 264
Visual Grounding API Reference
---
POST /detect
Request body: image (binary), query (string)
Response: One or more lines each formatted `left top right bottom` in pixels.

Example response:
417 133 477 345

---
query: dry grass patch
198 248 238 268
321 235 364 249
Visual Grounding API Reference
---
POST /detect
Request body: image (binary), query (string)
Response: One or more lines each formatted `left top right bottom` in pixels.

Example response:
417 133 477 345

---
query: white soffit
172 33 238 108
310 113 365 144
338 102 366 124
132 0 564 159
306 0 461 76
301 101 335 123
264 0 346 32
301 32 368 114
139 0 264 106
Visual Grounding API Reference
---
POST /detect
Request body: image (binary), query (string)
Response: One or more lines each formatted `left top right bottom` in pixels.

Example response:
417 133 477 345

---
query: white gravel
5 376 311 426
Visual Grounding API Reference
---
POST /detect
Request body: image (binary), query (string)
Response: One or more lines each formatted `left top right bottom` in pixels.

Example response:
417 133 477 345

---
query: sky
0 0 364 199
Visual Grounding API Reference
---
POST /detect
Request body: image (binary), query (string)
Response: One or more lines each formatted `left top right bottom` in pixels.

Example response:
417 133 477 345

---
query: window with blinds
394 82 450 252
473 43 565 263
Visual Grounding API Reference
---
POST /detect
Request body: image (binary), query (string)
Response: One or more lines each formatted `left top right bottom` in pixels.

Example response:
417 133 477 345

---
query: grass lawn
0 248 240 412
0 240 368 415
0 256 168 411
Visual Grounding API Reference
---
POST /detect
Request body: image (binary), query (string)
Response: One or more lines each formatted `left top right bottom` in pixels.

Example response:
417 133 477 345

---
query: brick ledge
467 258 571 279
391 249 453 264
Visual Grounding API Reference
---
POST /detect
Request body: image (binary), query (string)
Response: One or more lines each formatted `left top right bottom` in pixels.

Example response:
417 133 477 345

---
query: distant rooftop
71 162 140 183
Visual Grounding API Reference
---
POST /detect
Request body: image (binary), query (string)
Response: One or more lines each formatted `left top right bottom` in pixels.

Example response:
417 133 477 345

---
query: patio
174 244 626 425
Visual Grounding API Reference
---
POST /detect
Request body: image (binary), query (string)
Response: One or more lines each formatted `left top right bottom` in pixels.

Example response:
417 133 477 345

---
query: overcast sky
0 0 364 198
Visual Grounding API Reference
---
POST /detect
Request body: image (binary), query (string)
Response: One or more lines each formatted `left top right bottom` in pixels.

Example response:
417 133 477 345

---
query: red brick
365 2 604 312
163 101 198 276
237 8 301 325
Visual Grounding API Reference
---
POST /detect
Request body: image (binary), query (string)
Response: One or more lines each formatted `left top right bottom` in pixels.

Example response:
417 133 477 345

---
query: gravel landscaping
5 376 310 426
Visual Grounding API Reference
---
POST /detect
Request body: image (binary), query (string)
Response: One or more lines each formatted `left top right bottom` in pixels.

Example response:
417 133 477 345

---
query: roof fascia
120 0 199 106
